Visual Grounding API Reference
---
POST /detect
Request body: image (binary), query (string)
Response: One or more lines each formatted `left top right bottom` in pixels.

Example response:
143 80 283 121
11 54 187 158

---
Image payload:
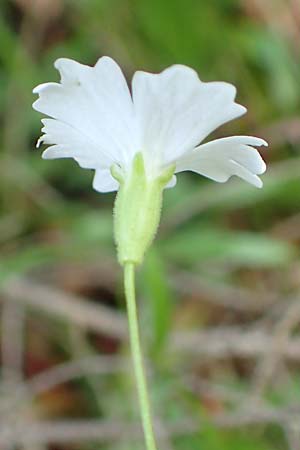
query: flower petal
92 168 119 193
175 136 267 188
40 119 112 169
33 57 136 169
132 65 246 172
166 175 177 189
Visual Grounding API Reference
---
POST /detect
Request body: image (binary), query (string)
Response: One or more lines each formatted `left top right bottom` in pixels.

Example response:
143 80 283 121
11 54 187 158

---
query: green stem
124 262 158 450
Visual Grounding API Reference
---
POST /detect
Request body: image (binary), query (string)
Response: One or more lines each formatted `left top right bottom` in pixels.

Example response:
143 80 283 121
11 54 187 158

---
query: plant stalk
124 262 158 450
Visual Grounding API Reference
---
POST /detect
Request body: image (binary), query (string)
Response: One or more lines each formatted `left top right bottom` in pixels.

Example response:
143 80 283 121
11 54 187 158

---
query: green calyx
111 153 175 266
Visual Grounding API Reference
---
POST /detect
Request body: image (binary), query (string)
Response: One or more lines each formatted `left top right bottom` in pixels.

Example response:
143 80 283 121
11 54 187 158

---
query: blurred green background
1 0 300 449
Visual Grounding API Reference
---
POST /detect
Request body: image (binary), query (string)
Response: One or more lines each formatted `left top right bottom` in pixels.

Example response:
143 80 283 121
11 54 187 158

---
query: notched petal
132 65 249 168
32 56 136 172
175 135 267 188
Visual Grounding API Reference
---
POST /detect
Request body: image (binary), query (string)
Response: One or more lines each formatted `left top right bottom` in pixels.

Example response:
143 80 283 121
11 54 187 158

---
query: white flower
33 57 267 192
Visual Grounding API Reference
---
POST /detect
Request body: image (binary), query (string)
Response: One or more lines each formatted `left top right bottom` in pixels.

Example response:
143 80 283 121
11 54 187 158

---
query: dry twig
251 298 300 397
1 277 127 339
1 405 299 446
2 278 300 362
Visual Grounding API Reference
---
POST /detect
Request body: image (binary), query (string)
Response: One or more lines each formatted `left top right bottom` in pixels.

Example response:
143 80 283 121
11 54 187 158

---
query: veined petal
132 65 246 171
175 136 267 188
40 119 112 169
33 57 267 194
33 57 137 170
93 168 119 193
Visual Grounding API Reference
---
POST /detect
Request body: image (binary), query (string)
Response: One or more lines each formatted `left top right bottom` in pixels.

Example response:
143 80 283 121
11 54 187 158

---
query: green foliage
162 226 295 268
141 249 175 358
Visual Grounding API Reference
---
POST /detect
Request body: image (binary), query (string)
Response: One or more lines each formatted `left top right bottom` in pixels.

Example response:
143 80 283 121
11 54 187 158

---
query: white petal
40 119 112 169
33 57 136 170
132 65 246 172
175 136 267 188
92 168 119 193
165 175 177 189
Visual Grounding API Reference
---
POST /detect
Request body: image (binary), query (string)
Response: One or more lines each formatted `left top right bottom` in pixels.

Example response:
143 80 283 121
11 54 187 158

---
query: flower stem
124 262 158 450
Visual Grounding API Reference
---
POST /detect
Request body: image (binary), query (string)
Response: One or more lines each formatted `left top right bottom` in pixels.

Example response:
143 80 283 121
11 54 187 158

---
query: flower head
33 57 267 192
